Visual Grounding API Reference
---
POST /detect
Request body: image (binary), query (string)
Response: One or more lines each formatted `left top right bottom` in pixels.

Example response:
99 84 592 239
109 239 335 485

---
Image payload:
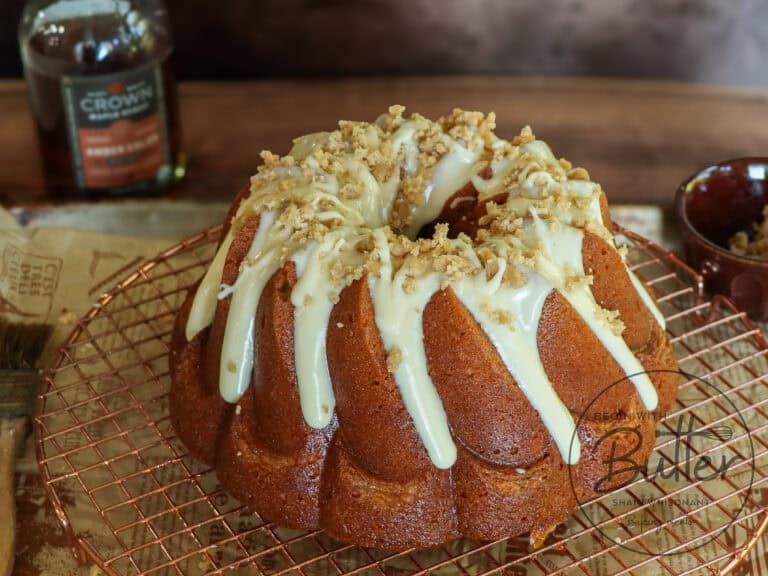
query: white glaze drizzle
559 287 659 410
530 212 658 412
390 121 421 175
341 157 389 228
289 131 332 161
471 138 606 238
291 237 343 428
218 210 280 403
406 142 483 237
186 229 235 340
184 107 668 469
368 229 457 469
452 266 582 464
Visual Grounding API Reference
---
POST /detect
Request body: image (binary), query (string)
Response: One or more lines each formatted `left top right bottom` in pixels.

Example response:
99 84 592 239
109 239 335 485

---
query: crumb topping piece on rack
185 106 664 470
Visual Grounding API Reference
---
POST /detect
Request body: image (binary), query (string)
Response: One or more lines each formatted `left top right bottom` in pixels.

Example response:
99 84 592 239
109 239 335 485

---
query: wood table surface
4 76 768 576
3 76 768 208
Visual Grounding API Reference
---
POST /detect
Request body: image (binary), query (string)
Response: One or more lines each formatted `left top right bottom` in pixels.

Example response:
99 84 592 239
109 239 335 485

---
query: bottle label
61 62 171 190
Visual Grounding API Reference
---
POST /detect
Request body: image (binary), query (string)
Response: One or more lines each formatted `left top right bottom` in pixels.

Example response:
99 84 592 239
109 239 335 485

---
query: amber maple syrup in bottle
19 0 185 198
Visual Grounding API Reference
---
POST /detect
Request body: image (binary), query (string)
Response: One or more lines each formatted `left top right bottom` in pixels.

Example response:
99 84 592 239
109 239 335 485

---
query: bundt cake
170 106 679 549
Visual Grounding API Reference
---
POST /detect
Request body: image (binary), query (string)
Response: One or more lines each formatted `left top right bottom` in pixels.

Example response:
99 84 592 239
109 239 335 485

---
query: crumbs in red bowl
729 206 768 258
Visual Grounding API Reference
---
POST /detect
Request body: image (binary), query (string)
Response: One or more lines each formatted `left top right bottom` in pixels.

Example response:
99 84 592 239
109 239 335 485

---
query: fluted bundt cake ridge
170 106 678 548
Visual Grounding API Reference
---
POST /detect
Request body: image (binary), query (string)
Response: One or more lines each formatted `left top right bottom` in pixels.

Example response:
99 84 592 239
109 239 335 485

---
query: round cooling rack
35 225 768 576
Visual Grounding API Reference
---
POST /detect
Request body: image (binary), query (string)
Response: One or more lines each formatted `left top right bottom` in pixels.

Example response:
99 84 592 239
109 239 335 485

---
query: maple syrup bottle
19 0 185 198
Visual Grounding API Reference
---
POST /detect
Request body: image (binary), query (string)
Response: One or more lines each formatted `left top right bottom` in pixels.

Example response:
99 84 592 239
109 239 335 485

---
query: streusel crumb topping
729 206 768 258
227 107 612 304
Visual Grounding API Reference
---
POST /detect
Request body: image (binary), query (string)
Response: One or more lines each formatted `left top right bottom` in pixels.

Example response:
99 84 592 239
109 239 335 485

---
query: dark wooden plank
3 77 768 208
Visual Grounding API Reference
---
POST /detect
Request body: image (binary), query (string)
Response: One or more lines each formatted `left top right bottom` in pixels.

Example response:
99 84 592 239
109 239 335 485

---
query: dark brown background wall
2 0 768 84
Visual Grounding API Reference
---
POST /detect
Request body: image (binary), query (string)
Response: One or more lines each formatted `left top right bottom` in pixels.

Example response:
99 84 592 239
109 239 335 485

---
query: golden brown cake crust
170 111 679 549
170 218 678 549
327 277 433 482
423 287 552 468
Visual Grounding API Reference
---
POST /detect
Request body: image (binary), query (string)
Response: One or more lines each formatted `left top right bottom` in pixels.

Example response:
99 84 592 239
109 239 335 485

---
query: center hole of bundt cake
415 189 479 240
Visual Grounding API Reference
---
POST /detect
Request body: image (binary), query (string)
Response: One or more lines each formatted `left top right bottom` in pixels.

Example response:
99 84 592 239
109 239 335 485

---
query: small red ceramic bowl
675 157 768 320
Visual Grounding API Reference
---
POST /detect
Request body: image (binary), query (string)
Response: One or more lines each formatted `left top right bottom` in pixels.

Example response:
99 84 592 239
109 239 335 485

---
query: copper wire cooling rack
35 225 768 576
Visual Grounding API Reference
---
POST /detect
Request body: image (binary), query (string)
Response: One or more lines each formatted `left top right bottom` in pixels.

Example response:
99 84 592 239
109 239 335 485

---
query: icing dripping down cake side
170 106 679 549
